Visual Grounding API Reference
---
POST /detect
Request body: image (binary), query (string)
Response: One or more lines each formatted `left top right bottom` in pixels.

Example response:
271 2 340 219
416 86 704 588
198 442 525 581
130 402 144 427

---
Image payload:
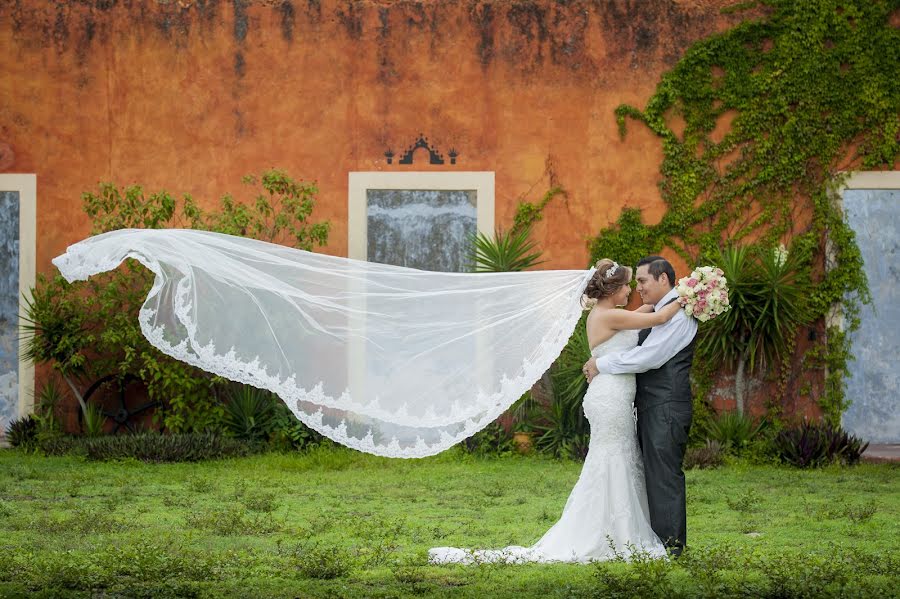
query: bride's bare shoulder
586 306 617 349
587 305 615 321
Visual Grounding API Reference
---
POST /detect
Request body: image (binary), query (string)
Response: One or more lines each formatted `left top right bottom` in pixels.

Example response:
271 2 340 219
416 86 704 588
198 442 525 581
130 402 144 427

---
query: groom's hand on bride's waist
583 358 600 383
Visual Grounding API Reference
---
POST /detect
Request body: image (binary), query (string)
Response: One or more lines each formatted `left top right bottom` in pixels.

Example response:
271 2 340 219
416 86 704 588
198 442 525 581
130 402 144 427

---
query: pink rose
686 278 698 288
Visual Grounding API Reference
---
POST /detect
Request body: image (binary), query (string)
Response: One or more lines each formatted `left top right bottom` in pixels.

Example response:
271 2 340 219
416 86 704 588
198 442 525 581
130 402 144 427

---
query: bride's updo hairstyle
581 259 632 309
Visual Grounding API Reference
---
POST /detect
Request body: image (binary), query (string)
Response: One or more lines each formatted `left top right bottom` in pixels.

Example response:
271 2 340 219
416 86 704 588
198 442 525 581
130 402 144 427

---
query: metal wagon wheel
76 374 161 434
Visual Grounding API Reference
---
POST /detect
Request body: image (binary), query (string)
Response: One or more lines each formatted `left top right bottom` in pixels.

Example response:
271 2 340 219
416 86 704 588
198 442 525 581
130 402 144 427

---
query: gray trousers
636 401 692 553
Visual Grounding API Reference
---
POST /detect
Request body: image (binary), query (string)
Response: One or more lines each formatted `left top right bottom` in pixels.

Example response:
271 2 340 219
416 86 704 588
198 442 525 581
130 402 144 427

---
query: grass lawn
0 446 897 598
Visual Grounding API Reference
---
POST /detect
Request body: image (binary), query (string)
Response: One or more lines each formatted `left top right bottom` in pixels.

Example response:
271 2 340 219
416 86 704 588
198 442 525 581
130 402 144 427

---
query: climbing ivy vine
588 0 900 423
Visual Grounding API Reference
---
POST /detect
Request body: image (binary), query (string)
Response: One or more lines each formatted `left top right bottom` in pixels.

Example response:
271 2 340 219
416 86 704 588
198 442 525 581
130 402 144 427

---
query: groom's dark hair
637 256 676 289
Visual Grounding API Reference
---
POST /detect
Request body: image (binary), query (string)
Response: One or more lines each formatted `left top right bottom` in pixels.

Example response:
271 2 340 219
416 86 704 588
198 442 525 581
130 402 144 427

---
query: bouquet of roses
676 266 730 322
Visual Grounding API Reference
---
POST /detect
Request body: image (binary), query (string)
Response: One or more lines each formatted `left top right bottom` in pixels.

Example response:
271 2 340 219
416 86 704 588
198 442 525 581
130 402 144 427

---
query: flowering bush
676 266 731 322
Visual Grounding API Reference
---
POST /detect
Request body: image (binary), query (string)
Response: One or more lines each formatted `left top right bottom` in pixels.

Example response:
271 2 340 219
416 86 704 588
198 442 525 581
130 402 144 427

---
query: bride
428 259 681 564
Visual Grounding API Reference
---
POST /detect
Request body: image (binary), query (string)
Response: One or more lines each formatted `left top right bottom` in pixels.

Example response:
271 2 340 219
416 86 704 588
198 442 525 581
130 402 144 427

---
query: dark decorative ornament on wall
385 135 458 165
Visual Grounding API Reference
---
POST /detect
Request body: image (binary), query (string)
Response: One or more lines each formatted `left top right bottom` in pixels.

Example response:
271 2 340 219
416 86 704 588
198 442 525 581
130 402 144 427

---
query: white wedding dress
428 329 666 564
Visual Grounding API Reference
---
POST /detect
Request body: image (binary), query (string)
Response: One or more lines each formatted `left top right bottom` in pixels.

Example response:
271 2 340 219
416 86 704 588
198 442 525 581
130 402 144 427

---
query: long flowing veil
52 228 596 458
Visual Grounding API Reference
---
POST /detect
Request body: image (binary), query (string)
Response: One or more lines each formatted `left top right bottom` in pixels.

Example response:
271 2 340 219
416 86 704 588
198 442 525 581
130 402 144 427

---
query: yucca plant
26 378 67 446
469 226 545 272
697 243 814 414
705 411 766 453
81 403 108 438
19 277 92 414
223 384 277 442
36 377 65 413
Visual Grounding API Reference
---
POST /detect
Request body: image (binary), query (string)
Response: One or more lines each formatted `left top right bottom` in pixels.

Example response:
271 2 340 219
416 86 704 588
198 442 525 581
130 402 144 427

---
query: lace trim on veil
53 237 597 458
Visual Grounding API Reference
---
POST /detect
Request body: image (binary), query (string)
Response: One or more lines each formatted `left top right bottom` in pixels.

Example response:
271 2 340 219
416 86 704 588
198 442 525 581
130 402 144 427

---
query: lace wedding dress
428 329 666 564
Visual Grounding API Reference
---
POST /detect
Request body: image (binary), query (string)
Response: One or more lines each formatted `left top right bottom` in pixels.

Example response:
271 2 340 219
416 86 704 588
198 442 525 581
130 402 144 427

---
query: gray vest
635 298 695 409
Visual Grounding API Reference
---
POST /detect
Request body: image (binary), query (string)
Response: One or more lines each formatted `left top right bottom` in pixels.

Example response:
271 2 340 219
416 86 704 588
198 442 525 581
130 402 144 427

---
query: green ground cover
0 447 897 598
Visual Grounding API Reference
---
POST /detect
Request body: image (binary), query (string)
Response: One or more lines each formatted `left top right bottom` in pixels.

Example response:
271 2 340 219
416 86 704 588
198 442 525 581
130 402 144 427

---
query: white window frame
0 174 36 420
347 171 495 261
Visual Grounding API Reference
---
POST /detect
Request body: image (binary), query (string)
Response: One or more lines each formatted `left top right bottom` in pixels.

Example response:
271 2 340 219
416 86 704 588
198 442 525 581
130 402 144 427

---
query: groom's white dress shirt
595 288 698 374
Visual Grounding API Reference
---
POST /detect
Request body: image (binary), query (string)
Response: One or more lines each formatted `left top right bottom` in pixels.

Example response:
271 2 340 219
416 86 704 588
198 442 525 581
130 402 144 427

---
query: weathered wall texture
0 0 751 269
5 0 809 421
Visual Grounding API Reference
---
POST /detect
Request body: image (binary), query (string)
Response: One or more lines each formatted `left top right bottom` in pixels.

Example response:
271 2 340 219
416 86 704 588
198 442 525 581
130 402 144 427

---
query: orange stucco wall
8 0 814 425
1 0 752 273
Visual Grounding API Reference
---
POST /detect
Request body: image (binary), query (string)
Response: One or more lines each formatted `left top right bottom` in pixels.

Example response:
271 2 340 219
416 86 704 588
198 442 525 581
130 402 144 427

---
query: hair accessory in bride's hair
605 262 620 279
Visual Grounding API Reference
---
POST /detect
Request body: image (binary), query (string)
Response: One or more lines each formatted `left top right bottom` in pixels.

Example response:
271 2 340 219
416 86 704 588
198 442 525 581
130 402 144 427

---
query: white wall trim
0 174 36 419
842 170 900 190
347 171 495 261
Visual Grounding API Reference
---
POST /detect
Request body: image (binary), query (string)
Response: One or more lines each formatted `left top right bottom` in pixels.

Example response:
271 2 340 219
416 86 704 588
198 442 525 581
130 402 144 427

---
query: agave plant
704 411 766 453
697 243 814 414
469 226 545 272
222 384 277 442
81 403 108 438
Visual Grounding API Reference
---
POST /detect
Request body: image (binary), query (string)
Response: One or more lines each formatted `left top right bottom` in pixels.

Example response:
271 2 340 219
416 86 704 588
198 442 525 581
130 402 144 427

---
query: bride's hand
582 358 599 383
658 299 682 322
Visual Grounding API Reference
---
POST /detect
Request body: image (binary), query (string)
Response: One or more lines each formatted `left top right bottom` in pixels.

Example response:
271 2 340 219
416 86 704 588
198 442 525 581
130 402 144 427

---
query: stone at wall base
861 444 900 464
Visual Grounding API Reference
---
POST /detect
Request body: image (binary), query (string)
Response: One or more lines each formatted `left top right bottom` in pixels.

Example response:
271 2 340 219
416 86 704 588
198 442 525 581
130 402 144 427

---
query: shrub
705 411 766 454
684 440 725 469
222 384 277 442
726 489 762 513
592 543 676 598
4 415 38 449
21 170 330 435
268 401 325 451
460 421 516 457
775 421 869 468
241 491 280 514
39 432 260 463
184 504 282 536
290 541 354 580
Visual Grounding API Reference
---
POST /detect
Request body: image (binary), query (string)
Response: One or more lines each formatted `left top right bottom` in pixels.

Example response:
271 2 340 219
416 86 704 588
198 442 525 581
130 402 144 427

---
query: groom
582 256 697 556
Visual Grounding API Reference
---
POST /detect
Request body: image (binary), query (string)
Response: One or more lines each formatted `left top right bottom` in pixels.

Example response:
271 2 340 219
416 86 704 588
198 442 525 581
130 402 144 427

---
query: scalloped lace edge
56 243 596 458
